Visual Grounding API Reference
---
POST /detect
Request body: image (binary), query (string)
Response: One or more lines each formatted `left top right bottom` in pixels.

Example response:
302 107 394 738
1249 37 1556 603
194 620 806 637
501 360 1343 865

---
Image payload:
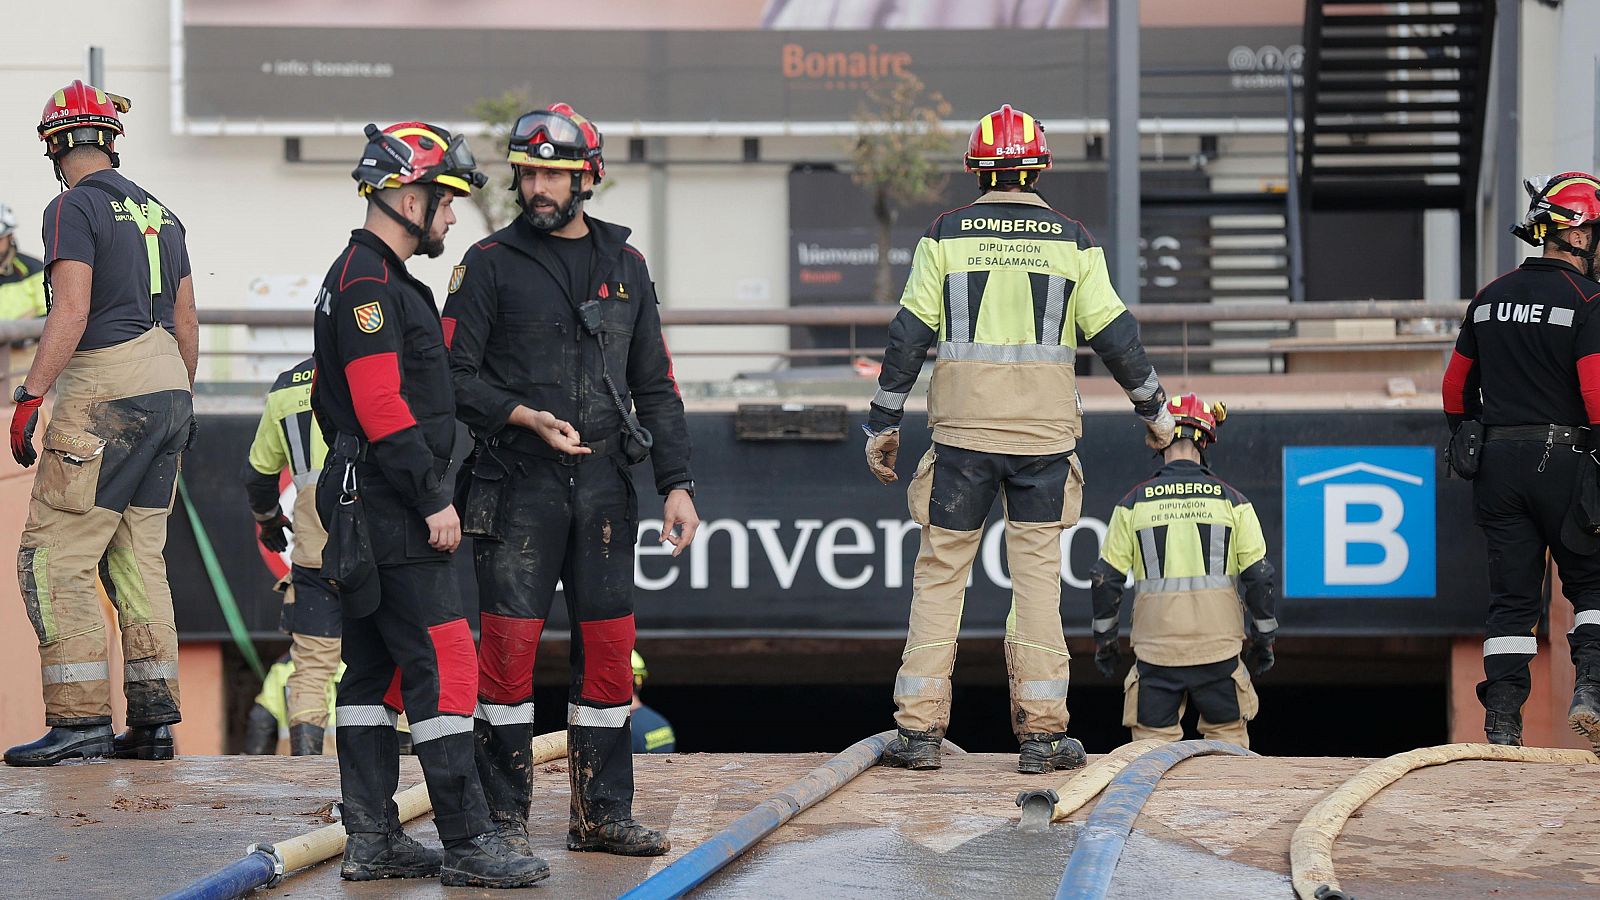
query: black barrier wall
172 409 1478 641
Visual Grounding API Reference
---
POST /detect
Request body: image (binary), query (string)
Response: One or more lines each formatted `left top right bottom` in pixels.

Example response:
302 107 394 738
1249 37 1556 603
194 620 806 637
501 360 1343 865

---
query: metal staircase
1300 0 1496 291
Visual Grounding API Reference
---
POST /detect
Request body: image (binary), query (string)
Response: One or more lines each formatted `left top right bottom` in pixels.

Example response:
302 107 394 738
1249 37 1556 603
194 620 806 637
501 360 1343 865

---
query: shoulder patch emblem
354 302 384 334
448 265 467 294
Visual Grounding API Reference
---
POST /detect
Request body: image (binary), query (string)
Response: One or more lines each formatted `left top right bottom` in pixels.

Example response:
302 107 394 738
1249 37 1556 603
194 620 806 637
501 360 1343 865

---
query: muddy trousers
1473 441 1600 727
335 559 490 843
282 565 341 729
470 451 640 833
1123 658 1257 749
17 328 191 727
893 444 1084 740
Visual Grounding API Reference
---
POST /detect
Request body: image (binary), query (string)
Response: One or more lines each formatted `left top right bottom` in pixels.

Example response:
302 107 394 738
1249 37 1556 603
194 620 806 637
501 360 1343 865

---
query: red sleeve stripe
1441 350 1475 416
345 352 417 441
1579 353 1600 425
441 316 457 350
660 334 681 398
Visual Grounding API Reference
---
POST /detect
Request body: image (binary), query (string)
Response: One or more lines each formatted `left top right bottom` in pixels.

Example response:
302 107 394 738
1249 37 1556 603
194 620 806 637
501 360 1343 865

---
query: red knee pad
429 618 479 716
383 668 404 713
478 613 544 704
579 614 636 705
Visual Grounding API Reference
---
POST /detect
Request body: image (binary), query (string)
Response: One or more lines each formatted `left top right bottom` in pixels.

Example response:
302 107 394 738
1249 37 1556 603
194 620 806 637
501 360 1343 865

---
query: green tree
467 88 535 231
851 74 955 304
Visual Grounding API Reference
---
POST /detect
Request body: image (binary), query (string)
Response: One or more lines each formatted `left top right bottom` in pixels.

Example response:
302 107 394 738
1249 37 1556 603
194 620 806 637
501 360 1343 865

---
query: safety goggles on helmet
508 105 604 179
354 122 487 197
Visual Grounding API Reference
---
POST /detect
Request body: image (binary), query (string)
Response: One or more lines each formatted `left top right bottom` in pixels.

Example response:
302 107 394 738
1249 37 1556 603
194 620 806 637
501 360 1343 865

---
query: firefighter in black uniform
1443 171 1600 750
311 121 548 888
444 102 697 858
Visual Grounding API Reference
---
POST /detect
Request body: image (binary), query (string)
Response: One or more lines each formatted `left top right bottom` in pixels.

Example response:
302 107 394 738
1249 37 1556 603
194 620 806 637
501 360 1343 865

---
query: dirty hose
1051 739 1166 822
619 729 896 900
1055 739 1253 900
1290 741 1598 900
161 731 569 900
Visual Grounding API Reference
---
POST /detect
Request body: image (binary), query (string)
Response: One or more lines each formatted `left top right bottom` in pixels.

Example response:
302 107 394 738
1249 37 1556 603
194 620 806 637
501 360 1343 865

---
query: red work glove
10 393 43 467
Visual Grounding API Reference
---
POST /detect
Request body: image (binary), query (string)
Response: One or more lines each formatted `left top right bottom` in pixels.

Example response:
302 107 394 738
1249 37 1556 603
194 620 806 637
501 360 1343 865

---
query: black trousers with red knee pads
336 557 491 843
472 452 640 832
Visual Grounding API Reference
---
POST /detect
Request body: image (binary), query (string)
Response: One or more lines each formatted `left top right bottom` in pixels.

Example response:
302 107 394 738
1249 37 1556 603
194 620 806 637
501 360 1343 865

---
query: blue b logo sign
1282 446 1436 598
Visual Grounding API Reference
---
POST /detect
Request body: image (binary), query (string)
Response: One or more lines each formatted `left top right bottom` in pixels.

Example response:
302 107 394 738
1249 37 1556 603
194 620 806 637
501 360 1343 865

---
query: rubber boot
440 830 551 888
112 725 174 760
243 705 278 755
341 830 445 881
1017 733 1087 774
1568 665 1600 751
1484 708 1523 746
880 728 942 771
566 819 671 856
289 723 325 757
4 725 114 767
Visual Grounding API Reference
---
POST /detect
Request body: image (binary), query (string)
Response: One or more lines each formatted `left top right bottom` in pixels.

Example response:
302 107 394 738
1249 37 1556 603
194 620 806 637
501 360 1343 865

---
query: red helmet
38 80 130 158
507 102 605 183
352 122 486 197
1167 393 1227 447
965 104 1051 186
1512 172 1600 247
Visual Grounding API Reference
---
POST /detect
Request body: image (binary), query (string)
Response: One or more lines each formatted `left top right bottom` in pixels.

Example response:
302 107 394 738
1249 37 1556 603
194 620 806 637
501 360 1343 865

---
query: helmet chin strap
518 171 592 232
1549 226 1599 279
371 186 447 258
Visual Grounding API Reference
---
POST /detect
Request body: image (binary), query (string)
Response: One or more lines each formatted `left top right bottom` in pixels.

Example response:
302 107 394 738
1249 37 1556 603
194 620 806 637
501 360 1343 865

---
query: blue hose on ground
1056 739 1255 900
158 849 278 900
619 729 896 900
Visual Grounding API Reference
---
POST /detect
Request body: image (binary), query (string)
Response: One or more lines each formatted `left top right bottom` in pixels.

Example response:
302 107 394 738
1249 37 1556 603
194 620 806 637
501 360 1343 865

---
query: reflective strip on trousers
475 702 535 727
125 660 179 682
1573 610 1600 631
1254 617 1279 634
893 675 948 698
567 703 630 729
335 705 398 728
1483 636 1538 656
936 341 1076 364
409 715 474 745
872 388 910 411
1128 369 1161 402
1017 679 1069 701
41 661 110 685
1136 574 1235 594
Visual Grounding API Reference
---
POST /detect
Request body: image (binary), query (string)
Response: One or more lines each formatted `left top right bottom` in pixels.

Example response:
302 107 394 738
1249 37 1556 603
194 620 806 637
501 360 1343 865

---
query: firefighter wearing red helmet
1088 395 1278 749
1444 171 1600 751
443 102 693 857
5 81 197 769
866 104 1173 773
311 122 549 888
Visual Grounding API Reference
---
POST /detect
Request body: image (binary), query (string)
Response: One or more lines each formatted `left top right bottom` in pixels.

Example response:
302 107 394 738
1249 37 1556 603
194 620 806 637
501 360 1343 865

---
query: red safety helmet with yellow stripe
965 104 1051 189
353 121 486 198
1167 393 1227 448
38 79 131 165
507 102 605 182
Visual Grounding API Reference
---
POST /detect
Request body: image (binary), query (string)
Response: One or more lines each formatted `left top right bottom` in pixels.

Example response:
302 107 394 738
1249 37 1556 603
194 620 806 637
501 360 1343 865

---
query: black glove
1093 633 1122 678
1244 638 1275 677
257 512 293 553
185 415 199 452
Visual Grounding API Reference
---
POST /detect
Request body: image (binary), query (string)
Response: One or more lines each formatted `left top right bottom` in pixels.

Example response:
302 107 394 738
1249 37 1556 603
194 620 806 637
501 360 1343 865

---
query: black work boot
112 725 174 760
567 819 671 856
1568 666 1600 751
243 704 278 755
289 723 325 756
4 725 114 767
440 830 551 888
493 818 535 856
1018 733 1087 774
1484 708 1523 746
341 830 444 881
880 728 942 771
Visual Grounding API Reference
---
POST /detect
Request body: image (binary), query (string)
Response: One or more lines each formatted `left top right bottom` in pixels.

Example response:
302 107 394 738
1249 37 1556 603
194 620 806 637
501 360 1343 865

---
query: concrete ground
1 751 1597 898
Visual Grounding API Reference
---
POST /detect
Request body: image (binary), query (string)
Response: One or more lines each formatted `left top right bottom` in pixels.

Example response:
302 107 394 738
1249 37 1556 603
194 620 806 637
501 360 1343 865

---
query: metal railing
1 299 1465 394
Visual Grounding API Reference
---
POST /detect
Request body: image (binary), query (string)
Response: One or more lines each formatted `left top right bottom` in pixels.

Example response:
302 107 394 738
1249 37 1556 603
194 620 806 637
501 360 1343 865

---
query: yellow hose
1051 739 1167 822
1290 742 1599 900
271 730 568 875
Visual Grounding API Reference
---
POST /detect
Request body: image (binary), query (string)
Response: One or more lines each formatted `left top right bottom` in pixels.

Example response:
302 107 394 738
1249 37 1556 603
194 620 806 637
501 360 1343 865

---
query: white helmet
0 203 15 238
